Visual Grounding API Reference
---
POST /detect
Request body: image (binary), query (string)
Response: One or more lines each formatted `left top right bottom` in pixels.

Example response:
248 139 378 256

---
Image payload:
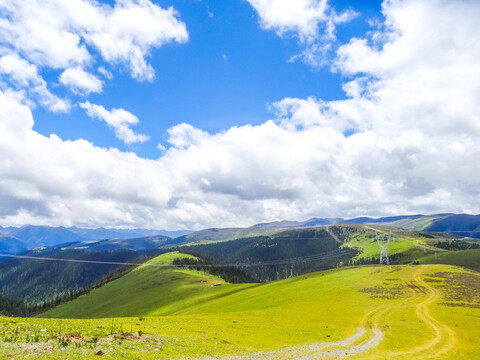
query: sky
0 0 479 230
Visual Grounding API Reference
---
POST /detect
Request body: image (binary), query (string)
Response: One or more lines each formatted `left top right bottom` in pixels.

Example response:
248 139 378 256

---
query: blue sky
0 0 479 229
32 0 381 159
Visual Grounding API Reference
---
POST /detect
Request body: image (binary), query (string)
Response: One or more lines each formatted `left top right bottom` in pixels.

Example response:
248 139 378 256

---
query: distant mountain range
0 213 478 256
253 214 480 238
0 214 479 307
0 225 193 254
252 215 426 228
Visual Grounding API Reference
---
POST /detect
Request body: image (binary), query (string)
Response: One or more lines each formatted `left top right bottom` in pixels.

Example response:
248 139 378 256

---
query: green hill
179 226 358 281
416 249 480 271
0 248 162 306
1 259 479 359
174 226 284 245
2 224 476 312
43 252 255 319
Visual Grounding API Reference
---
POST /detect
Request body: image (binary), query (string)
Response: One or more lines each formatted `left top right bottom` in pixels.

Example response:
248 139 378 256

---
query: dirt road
207 266 457 360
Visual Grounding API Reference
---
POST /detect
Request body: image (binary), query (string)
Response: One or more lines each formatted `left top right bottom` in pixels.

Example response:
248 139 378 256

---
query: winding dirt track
205 278 418 360
391 266 457 359
207 266 456 360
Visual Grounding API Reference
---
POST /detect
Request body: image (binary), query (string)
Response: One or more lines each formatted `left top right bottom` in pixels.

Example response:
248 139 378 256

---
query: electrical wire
0 247 357 268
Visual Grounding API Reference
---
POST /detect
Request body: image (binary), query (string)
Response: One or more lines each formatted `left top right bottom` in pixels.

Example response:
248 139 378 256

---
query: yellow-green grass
1 253 480 359
43 251 256 318
342 232 421 260
417 248 480 272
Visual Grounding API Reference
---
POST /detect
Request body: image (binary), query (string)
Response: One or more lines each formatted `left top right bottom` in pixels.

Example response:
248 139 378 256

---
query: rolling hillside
174 226 284 245
43 252 256 318
0 248 165 306
1 223 476 311
178 225 475 280
1 253 477 359
179 226 358 281
0 234 178 306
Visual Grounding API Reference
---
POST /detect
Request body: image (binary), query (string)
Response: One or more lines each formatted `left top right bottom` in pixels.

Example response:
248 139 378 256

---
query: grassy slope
43 252 255 319
417 249 480 272
344 230 480 276
46 230 480 318
177 227 284 246
342 232 417 260
379 216 440 231
1 263 480 359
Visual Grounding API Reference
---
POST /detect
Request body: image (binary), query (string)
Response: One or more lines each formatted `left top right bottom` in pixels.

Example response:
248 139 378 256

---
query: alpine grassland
341 231 418 260
42 252 255 318
0 250 479 359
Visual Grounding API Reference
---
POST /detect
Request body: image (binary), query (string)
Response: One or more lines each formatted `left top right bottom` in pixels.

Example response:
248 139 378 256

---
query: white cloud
0 0 186 138
83 0 188 81
98 66 113 80
80 101 149 145
0 53 69 112
248 0 327 41
59 67 103 95
247 0 357 66
0 0 188 116
0 0 188 80
0 0 479 229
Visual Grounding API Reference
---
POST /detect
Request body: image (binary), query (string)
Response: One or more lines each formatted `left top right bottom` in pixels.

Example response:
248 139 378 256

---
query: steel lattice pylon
375 234 393 265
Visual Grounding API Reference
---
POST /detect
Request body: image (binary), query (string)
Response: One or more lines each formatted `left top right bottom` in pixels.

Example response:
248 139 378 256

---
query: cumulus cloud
0 0 187 137
83 0 188 81
80 101 149 145
0 0 479 229
0 53 70 112
0 0 188 80
0 0 187 114
247 0 357 66
60 67 103 95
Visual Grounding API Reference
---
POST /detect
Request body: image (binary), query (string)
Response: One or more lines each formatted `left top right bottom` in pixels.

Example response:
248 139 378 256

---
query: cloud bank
0 0 479 229
0 0 188 81
0 0 188 141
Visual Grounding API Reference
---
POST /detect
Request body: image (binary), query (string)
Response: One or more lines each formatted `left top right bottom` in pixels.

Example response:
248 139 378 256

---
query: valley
0 218 479 359
1 260 479 359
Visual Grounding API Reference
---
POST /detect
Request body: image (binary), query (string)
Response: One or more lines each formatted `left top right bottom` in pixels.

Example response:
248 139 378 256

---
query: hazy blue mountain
66 227 193 240
424 214 480 238
251 214 480 238
0 225 193 252
10 226 86 248
0 236 28 254
346 215 425 224
56 235 174 252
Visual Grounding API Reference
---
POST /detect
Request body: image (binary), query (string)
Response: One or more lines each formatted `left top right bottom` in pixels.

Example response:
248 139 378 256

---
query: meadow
0 250 479 359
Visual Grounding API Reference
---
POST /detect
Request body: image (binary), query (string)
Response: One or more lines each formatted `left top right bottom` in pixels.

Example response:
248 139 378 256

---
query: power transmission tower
376 234 393 265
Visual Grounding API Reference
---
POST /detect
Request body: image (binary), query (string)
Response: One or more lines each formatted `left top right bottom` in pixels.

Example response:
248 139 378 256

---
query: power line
0 248 356 268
